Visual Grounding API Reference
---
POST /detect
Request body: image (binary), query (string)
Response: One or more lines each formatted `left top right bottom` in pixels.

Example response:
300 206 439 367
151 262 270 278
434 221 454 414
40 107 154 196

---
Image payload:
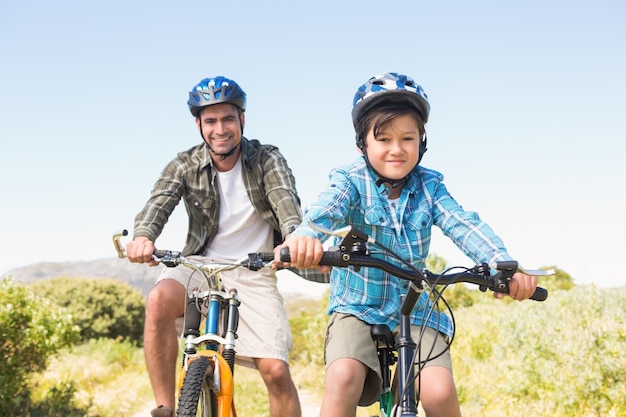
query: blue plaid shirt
293 157 512 337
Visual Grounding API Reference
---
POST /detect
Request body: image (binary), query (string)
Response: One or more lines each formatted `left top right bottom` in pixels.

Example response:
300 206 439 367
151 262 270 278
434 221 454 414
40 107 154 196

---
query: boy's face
362 113 421 185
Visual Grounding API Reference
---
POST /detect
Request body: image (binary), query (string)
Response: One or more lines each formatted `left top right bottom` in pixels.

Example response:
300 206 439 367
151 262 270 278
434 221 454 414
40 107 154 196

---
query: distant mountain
3 257 328 300
4 258 164 297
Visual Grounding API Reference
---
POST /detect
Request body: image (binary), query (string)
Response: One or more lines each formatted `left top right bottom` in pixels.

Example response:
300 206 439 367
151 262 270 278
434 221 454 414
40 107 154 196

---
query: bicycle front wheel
177 356 218 417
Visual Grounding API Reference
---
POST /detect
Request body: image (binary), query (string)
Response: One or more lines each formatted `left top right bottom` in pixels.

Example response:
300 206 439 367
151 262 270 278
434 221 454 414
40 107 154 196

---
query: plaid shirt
294 156 512 337
134 138 302 256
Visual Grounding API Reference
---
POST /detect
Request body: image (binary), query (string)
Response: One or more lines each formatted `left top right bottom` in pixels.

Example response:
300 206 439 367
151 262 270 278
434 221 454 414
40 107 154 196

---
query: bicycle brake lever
112 229 128 258
518 266 555 276
307 220 374 243
245 253 268 271
490 262 555 277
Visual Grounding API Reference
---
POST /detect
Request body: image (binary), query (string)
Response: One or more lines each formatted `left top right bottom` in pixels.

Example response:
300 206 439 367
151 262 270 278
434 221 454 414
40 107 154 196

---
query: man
126 76 303 417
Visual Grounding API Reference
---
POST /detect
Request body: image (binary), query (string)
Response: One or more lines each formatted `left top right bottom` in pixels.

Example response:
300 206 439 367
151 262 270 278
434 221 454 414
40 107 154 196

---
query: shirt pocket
403 210 433 246
362 206 391 227
184 188 215 213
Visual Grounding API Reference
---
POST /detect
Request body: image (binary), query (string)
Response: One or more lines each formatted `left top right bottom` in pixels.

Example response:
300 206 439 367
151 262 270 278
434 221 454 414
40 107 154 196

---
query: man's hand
126 236 158 266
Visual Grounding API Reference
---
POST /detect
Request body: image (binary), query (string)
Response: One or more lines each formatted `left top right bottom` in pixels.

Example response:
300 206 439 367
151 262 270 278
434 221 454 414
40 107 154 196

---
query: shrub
30 276 145 345
0 276 79 416
452 285 626 416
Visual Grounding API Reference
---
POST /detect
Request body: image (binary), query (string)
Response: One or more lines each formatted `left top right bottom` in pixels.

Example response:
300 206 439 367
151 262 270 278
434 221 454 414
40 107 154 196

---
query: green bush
30 276 146 345
541 265 575 292
452 285 626 416
27 381 92 417
30 338 152 417
0 276 79 416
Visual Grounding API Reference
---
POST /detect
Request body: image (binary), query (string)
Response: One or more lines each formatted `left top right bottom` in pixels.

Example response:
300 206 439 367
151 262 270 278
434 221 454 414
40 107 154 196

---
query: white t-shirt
204 158 273 260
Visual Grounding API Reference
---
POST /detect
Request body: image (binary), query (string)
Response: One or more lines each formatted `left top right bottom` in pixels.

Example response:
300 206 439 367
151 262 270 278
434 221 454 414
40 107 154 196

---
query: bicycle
113 229 276 417
279 223 552 417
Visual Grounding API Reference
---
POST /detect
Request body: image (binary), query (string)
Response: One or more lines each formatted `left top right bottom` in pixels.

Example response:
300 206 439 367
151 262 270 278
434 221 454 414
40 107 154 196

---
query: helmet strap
359 143 409 189
357 130 428 190
206 141 241 161
197 110 244 161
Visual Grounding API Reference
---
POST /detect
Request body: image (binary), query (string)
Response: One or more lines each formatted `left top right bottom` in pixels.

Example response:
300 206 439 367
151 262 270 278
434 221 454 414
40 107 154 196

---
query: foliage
288 293 329 394
0 276 79 416
11 262 625 417
425 253 447 273
452 285 626 416
541 265 575 292
29 338 151 417
29 276 146 345
27 381 92 417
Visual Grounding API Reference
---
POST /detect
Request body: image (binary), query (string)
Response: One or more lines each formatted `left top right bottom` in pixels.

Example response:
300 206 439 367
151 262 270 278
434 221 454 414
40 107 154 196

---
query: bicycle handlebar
112 229 275 271
279 248 548 303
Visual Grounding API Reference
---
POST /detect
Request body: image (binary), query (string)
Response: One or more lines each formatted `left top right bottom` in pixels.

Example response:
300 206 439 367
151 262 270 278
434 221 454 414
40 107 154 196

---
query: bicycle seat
370 324 395 346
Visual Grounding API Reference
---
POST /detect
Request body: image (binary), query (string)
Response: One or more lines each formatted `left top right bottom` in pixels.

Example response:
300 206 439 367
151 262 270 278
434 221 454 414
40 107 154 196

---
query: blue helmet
351 72 430 125
187 76 247 117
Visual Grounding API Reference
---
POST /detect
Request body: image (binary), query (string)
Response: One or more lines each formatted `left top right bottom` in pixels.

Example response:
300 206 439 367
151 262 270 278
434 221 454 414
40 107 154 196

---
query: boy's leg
409 325 461 417
418 366 461 417
319 358 368 417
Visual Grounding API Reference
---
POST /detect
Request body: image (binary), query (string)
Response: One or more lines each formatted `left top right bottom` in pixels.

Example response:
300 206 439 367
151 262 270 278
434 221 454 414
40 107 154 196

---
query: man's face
196 103 245 157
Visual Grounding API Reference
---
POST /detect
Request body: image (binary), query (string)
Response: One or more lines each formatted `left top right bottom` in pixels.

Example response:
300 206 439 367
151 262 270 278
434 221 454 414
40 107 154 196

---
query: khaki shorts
156 256 292 369
325 312 452 406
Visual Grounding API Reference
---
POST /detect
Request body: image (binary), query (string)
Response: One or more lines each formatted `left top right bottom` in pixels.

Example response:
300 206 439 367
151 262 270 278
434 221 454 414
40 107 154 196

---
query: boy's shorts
325 312 452 406
156 255 292 369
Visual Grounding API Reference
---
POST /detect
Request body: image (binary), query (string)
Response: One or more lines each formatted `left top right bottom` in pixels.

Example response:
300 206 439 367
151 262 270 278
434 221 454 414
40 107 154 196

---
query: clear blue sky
1 0 625 291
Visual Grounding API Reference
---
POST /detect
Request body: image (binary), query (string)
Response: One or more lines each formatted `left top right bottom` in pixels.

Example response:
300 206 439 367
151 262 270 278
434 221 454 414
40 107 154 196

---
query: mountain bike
113 229 276 417
279 223 552 417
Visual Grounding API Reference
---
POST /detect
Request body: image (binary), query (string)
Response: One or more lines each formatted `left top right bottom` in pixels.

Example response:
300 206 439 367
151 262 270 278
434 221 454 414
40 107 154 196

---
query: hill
4 257 162 296
3 257 329 300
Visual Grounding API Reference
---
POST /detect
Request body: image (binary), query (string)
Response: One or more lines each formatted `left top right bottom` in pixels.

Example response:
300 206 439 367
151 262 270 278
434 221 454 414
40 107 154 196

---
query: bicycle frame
279 222 552 417
176 284 239 417
113 230 273 417
371 295 420 417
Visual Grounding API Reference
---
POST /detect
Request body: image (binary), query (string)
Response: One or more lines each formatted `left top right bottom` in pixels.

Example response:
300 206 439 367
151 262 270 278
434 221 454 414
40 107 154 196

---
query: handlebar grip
259 252 275 262
530 286 548 302
279 247 347 266
279 248 291 262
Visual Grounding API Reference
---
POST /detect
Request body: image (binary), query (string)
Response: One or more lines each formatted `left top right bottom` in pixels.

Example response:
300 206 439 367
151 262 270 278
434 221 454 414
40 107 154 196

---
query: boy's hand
495 271 538 300
273 235 328 272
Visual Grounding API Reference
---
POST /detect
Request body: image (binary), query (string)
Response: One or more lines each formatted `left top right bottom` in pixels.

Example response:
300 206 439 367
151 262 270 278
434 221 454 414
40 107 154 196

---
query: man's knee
146 279 185 318
258 359 293 388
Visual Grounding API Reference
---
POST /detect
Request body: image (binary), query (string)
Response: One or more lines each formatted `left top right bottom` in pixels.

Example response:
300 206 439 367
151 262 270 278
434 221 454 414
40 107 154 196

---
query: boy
275 72 538 417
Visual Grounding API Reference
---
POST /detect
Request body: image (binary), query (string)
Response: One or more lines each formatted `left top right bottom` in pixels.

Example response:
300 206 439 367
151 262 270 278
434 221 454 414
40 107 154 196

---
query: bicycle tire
177 356 218 417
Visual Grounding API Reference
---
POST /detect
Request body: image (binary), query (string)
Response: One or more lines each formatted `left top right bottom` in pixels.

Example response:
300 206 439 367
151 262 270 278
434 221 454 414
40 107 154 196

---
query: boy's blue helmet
351 72 430 126
188 76 247 117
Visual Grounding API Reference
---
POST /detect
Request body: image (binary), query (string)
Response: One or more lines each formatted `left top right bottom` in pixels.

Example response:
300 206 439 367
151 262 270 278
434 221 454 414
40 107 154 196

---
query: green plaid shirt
133 137 302 256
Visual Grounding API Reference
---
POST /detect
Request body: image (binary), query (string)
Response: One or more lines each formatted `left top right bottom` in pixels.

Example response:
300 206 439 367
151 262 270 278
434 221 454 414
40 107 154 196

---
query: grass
28 285 626 417
29 338 153 417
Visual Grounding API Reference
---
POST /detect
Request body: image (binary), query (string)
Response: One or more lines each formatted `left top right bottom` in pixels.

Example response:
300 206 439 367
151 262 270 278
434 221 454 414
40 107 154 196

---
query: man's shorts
324 312 452 406
156 256 293 369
